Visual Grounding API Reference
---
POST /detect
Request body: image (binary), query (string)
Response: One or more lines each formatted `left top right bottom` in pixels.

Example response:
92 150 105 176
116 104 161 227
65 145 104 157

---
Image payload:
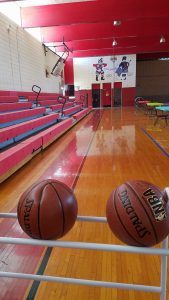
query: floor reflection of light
76 125 136 156
54 167 65 177
45 175 53 179
146 126 162 132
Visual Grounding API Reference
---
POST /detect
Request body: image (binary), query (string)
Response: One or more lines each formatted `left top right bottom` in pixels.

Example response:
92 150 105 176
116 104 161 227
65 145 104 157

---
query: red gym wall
64 58 74 84
122 88 136 106
74 90 92 107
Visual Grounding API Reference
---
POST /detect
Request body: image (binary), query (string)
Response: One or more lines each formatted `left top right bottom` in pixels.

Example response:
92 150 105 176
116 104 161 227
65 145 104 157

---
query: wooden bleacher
0 102 32 112
72 108 90 121
63 105 82 117
0 89 92 183
36 118 73 149
28 95 58 102
0 96 19 103
0 135 43 183
50 102 75 111
0 107 46 128
38 100 58 107
0 119 72 183
0 113 59 149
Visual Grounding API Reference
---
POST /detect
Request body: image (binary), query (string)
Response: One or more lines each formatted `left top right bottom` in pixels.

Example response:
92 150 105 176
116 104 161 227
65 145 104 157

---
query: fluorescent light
160 35 166 43
112 39 117 46
113 20 121 26
159 58 169 60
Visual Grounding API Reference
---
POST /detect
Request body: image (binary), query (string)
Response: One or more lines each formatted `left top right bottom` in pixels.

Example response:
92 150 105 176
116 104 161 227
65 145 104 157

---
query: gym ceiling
1 0 169 59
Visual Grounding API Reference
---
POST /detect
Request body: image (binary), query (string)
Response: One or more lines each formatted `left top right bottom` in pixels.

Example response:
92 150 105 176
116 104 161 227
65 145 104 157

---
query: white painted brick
0 12 62 93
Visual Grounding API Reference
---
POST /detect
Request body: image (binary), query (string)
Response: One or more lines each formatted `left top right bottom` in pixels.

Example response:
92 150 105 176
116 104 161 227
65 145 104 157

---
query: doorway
92 84 100 108
102 83 111 107
114 82 122 107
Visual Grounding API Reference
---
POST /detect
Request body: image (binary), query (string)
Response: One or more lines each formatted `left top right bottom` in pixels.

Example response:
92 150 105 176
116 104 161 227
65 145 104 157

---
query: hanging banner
73 54 136 89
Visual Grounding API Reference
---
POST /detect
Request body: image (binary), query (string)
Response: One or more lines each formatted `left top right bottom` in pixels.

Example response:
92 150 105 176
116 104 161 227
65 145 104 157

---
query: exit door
114 82 122 107
92 84 100 108
102 83 111 107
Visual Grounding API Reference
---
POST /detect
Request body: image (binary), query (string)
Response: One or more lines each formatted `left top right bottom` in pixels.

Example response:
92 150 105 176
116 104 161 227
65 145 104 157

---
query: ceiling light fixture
113 20 121 26
160 35 166 43
112 39 117 46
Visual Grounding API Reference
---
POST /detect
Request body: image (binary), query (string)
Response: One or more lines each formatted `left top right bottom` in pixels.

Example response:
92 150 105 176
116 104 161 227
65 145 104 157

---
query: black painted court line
142 128 169 158
26 247 52 300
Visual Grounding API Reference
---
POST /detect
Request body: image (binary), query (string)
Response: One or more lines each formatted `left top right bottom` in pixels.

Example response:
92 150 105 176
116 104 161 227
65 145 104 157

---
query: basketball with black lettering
17 179 78 240
106 180 169 247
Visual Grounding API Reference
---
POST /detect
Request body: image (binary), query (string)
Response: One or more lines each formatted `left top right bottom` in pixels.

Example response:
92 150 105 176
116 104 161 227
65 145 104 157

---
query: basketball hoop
49 40 72 77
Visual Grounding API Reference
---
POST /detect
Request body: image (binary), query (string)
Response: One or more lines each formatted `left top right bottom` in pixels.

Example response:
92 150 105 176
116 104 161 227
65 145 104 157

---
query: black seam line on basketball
50 182 65 238
113 189 147 247
21 180 51 200
125 182 158 244
26 109 104 299
18 181 46 233
52 181 78 206
37 188 45 240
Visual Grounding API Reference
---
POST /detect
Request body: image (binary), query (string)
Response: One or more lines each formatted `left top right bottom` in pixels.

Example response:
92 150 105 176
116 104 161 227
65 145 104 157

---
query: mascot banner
73 54 136 89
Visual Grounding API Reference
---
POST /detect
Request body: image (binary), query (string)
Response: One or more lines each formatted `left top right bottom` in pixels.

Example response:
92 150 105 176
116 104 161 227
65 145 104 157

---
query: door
102 83 111 107
114 82 122 107
92 84 100 108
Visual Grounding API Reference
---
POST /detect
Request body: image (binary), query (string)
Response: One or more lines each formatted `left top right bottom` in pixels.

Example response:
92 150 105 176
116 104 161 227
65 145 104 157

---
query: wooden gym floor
0 107 169 300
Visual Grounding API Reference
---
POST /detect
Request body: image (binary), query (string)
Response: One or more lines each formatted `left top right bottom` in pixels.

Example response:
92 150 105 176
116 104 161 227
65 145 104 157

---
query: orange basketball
106 180 169 247
17 179 78 240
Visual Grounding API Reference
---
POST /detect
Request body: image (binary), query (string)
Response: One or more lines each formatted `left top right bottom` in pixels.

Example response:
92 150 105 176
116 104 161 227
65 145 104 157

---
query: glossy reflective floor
0 107 169 300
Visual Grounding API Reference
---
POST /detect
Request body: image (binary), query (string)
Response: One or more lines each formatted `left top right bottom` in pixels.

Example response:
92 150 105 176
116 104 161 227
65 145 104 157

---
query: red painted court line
0 110 103 300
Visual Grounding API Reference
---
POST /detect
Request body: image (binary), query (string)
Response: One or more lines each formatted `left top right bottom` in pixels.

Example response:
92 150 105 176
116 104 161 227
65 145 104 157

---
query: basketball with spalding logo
17 179 78 240
106 180 169 247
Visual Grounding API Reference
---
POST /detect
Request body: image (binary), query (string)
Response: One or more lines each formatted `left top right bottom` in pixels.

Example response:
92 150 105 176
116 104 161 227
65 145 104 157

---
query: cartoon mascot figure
93 58 107 81
115 56 131 80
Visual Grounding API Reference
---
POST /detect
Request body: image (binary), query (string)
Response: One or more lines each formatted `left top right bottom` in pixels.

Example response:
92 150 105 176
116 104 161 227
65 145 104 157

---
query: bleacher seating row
51 102 76 111
0 102 32 112
28 95 58 101
0 113 59 149
72 109 89 121
0 99 78 111
37 100 58 106
0 104 86 150
0 103 82 136
0 108 91 183
0 107 46 128
0 96 19 103
62 105 82 116
30 100 78 108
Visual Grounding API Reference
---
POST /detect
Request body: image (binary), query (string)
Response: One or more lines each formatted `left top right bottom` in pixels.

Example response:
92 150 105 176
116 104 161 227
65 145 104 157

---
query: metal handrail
57 95 67 117
32 85 41 106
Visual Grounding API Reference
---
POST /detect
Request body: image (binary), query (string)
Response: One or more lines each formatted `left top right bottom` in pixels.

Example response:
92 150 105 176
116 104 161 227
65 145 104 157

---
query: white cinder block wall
0 12 61 93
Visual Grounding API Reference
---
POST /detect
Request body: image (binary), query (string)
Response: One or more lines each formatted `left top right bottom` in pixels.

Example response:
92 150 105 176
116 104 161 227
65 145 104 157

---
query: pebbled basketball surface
106 180 169 247
17 179 78 240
